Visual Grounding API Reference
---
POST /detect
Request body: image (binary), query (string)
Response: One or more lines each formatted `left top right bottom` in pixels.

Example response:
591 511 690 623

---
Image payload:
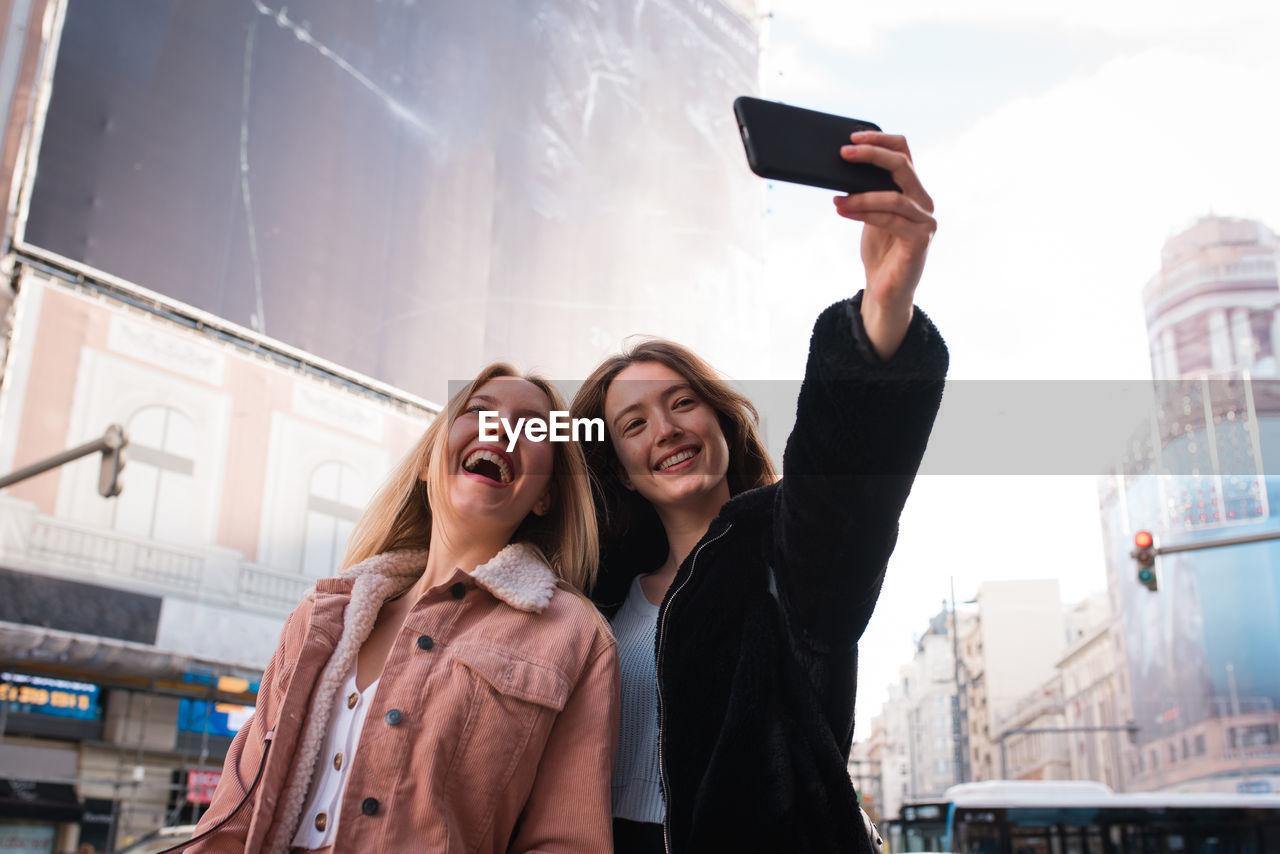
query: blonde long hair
342 364 599 593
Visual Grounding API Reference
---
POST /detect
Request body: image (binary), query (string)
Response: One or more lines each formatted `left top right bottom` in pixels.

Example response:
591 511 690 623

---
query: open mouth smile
655 446 699 472
462 448 513 485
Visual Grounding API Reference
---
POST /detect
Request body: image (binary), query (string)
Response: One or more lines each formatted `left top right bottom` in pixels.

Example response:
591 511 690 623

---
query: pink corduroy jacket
187 545 619 854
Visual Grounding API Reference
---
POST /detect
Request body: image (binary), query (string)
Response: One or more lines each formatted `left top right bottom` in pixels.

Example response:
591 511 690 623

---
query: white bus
892 780 1280 854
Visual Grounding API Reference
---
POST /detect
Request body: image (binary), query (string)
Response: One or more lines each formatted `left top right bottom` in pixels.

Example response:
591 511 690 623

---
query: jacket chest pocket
444 642 570 806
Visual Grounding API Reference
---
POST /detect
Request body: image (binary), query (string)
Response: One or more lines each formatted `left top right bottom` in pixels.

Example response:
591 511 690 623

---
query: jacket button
333 752 343 770
314 812 327 831
361 797 380 816
450 582 466 599
346 692 358 709
416 635 434 650
385 708 403 726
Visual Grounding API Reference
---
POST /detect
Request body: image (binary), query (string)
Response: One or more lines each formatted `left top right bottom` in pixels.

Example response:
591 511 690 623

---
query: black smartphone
733 96 900 194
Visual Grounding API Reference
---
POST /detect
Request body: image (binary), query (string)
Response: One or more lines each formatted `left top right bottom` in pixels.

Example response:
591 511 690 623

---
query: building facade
960 580 1068 783
1098 215 1280 794
0 262 434 847
874 607 967 821
1057 616 1130 789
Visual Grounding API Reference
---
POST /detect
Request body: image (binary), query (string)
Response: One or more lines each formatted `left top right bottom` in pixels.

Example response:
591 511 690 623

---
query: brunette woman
187 365 619 854
571 131 947 854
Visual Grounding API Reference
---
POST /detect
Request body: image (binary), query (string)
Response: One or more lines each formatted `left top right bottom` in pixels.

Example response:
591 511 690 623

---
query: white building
877 607 965 819
961 580 1068 782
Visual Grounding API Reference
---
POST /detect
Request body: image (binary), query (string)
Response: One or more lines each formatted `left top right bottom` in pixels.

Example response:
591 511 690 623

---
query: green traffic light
1138 568 1154 583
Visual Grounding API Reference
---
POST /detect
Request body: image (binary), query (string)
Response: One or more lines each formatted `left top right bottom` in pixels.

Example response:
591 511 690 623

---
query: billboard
1100 381 1280 751
20 0 764 399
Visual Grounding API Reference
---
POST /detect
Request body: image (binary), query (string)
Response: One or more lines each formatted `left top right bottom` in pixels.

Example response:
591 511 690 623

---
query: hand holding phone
733 96 900 195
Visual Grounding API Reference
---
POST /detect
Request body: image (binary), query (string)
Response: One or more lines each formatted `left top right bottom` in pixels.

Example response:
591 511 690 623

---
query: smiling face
429 376 555 537
603 361 732 514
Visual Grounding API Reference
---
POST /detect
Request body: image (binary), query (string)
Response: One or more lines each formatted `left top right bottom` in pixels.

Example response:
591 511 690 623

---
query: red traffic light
1132 530 1157 591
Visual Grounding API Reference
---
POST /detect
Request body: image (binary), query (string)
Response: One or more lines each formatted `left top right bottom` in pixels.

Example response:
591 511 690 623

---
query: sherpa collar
470 542 558 613
328 541 558 614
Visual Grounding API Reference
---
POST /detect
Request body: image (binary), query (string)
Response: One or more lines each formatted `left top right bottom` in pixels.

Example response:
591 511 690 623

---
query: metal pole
951 577 966 785
1227 663 1252 790
1155 528 1280 555
105 690 135 853
907 709 918 800
0 434 110 488
998 723 1137 781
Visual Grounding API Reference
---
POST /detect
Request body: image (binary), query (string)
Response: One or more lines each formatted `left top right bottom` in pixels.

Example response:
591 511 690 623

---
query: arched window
113 406 198 543
301 462 365 578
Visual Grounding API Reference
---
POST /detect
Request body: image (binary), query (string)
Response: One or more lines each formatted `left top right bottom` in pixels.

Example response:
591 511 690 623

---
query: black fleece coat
591 294 948 853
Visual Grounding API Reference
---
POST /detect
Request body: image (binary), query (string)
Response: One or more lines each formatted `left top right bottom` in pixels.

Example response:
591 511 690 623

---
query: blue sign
1237 780 1272 794
1 671 101 720
178 697 255 738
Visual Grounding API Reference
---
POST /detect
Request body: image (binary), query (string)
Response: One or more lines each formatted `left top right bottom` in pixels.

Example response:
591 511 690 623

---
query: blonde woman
186 365 619 854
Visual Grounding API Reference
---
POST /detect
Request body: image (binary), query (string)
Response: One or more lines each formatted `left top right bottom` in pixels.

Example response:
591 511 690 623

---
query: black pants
613 817 664 854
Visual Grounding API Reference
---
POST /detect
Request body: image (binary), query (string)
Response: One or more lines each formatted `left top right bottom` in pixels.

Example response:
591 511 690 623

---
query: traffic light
97 424 127 498
1132 530 1157 592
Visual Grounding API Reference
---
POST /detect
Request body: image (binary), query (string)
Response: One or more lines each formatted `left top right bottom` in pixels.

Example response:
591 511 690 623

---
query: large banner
22 0 763 398
1100 379 1280 751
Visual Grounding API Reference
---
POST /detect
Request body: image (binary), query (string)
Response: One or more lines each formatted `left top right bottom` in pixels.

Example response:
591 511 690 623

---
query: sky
744 0 1280 737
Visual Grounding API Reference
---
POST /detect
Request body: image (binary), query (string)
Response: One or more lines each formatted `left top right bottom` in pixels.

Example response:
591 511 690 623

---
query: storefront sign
0 822 56 854
185 770 221 804
0 672 99 721
177 699 255 738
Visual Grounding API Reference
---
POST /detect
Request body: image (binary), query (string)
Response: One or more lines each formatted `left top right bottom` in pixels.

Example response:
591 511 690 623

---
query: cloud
916 44 1280 379
782 0 1279 53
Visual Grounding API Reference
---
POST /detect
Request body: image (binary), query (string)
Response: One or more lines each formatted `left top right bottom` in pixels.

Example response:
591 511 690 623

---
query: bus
892 780 1280 854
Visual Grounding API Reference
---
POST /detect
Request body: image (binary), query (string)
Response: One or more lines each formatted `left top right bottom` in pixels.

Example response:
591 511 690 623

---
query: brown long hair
342 364 599 593
570 339 776 553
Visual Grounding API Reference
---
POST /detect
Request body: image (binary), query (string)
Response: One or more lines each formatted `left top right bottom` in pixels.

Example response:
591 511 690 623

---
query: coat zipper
656 523 732 854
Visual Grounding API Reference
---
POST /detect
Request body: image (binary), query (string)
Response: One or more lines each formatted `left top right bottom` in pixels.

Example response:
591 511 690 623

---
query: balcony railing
0 496 307 615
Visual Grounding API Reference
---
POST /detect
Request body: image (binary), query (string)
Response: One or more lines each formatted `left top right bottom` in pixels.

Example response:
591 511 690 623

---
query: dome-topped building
1143 217 1280 380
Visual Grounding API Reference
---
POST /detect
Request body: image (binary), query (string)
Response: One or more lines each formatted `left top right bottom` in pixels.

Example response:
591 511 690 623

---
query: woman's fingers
834 190 935 228
840 137 933 213
848 130 911 159
834 192 937 248
836 208 935 239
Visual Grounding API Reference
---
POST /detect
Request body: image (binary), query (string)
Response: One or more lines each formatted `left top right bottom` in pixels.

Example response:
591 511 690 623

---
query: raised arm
772 131 947 645
773 294 946 645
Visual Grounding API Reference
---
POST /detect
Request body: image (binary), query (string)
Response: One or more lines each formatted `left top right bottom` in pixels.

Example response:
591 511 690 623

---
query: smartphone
733 96 900 194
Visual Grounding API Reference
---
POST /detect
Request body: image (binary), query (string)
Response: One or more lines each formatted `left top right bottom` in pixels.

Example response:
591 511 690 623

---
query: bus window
957 822 1001 854
1008 828 1058 854
1061 827 1105 854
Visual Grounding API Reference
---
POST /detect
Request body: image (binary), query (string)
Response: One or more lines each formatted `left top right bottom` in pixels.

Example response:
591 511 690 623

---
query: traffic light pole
1149 528 1280 555
999 722 1139 780
1130 525 1280 594
0 425 127 493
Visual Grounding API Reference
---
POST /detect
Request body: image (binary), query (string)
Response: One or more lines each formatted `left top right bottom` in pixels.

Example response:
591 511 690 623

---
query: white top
609 575 665 823
291 667 380 848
